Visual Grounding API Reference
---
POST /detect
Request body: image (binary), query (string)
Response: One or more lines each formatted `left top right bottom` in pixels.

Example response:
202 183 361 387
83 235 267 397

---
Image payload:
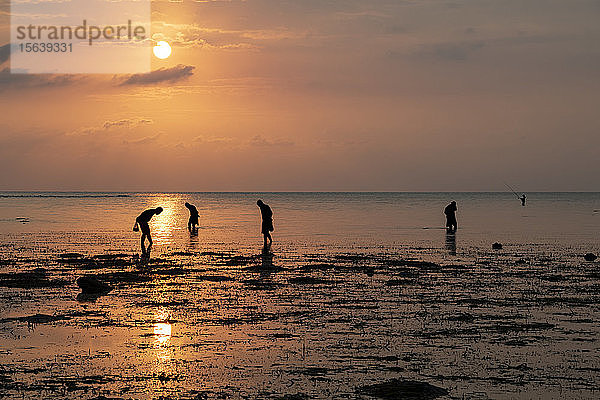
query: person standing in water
185 202 199 232
257 200 274 247
520 194 526 206
133 207 163 253
444 201 457 233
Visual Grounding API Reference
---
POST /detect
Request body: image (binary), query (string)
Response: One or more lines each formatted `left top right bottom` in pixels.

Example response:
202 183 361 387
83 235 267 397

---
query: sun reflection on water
152 310 173 366
148 195 183 245
153 322 172 344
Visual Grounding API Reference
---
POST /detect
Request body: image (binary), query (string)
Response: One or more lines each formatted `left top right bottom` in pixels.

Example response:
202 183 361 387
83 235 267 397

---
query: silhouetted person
133 207 163 253
185 202 199 232
520 194 526 206
257 199 273 246
444 201 457 233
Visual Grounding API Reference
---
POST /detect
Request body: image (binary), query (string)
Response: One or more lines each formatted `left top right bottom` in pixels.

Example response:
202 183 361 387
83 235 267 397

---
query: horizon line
1 190 599 194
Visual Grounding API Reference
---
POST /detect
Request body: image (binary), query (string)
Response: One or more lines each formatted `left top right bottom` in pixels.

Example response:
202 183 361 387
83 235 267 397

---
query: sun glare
153 41 172 59
154 322 172 344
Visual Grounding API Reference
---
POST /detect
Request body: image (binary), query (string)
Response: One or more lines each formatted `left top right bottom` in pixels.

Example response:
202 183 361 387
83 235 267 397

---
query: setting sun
153 41 171 59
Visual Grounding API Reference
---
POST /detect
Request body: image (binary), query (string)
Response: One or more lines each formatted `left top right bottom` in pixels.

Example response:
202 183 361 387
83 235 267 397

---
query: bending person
133 207 163 253
257 199 274 247
185 202 199 232
444 201 458 233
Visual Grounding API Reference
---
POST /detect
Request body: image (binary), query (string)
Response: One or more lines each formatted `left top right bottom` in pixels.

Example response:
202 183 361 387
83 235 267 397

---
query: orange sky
0 0 599 191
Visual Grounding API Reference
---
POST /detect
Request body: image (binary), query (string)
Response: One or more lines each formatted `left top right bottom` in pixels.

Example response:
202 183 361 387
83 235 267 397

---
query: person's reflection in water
188 230 200 248
258 245 277 280
445 232 457 256
261 245 274 269
140 245 152 264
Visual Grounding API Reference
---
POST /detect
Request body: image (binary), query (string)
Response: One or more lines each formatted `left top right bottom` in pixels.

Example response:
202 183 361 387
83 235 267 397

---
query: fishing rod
503 182 522 199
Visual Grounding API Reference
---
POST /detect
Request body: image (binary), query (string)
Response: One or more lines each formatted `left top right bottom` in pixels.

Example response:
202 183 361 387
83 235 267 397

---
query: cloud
406 30 574 63
0 67 82 91
249 135 294 147
103 118 153 130
123 133 161 146
150 20 321 51
151 22 208 48
72 118 154 136
415 41 486 61
0 64 194 92
151 22 265 50
119 64 195 85
0 44 9 65
193 135 234 145
0 45 194 90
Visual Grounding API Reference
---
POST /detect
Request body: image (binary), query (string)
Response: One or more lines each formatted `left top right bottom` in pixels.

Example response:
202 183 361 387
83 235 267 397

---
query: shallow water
0 193 599 399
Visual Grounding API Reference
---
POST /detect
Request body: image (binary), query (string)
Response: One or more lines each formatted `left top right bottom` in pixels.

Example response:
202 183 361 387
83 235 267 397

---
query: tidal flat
1 243 599 399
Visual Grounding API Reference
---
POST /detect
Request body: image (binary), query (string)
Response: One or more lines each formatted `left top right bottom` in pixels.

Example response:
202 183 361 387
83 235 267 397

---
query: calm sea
0 192 598 258
1 192 600 399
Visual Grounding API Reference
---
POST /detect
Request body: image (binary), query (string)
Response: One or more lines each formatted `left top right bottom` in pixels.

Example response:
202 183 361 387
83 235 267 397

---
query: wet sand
1 242 599 399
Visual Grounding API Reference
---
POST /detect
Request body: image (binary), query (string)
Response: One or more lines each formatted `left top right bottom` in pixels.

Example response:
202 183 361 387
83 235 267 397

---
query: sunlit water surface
0 193 599 399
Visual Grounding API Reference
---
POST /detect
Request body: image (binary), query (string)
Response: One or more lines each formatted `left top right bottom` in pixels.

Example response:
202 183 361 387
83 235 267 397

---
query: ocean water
1 192 598 256
0 192 599 399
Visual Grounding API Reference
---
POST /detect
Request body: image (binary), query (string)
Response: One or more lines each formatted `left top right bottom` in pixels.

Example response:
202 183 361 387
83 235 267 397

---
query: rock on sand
76 276 112 294
357 378 448 400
